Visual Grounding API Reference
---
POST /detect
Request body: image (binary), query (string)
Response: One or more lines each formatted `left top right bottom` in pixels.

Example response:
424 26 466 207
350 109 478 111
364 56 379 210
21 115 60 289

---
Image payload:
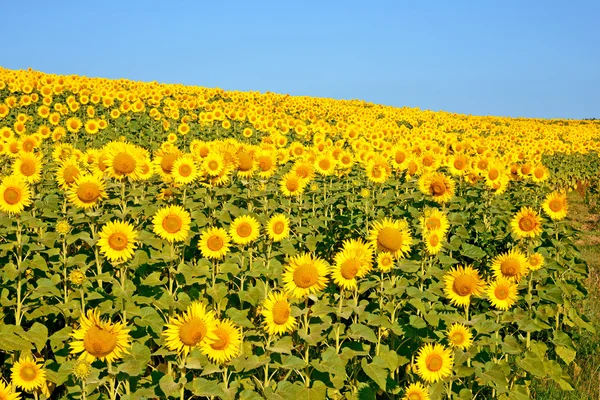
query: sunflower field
0 67 599 400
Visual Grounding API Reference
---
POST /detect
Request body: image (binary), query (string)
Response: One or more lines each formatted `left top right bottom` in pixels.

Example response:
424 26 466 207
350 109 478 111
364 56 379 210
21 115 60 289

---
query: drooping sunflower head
198 227 231 259
511 207 543 238
152 205 192 243
491 248 529 282
266 214 290 242
415 343 454 383
282 253 330 298
261 291 297 336
542 191 568 221
486 277 519 311
70 308 131 363
0 174 32 215
229 215 260 245
163 301 218 356
443 265 485 308
97 220 138 263
446 323 473 350
368 218 413 258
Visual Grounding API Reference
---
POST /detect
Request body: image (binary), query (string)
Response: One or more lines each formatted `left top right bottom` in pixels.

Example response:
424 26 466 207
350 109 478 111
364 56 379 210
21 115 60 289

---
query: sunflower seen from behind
0 175 32 215
201 318 242 363
229 215 260 245
261 291 297 336
11 356 46 393
198 227 231 259
511 206 543 238
163 301 218 356
415 343 454 383
97 220 138 262
283 253 329 298
70 308 131 363
443 265 485 308
152 205 191 243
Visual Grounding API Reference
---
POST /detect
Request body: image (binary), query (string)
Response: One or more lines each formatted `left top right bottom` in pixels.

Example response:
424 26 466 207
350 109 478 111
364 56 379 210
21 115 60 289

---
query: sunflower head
443 265 485 307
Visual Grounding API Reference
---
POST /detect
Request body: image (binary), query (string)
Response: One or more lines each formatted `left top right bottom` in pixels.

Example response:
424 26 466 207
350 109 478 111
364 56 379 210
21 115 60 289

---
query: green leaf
360 357 388 391
268 336 294 354
118 343 151 376
135 307 164 334
348 324 377 343
460 243 486 260
20 322 48 351
159 374 180 398
517 351 545 378
555 346 576 365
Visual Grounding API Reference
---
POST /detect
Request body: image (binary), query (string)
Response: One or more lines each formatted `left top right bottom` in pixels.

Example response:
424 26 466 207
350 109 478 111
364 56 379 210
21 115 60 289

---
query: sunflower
0 379 20 400
491 248 529 282
256 151 278 179
415 343 454 383
330 247 369 290
424 231 443 255
236 150 256 178
366 159 390 184
282 253 329 298
201 318 242 363
341 238 374 277
152 205 191 243
266 214 290 242
291 160 315 180
97 220 138 262
105 142 142 181
542 191 568 220
402 382 429 400
314 153 337 176
486 277 519 310
531 164 549 182
527 253 544 271
70 308 131 362
163 302 218 356
443 265 485 308
198 227 231 259
13 152 43 183
11 356 46 392
418 172 455 203
261 291 297 335
279 172 307 197
377 252 395 272
447 153 470 176
420 208 449 235
446 323 473 350
67 173 106 209
229 215 260 245
511 207 543 238
137 158 155 180
72 360 92 381
368 218 413 258
0 175 32 215
66 117 82 133
171 154 198 184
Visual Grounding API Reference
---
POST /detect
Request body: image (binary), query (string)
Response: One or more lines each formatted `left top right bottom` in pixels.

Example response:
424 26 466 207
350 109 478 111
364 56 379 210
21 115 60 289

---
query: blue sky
1 1 598 119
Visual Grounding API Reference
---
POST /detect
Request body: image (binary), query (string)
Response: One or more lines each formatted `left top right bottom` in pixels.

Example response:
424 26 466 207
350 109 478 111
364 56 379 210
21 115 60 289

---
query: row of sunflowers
0 67 598 399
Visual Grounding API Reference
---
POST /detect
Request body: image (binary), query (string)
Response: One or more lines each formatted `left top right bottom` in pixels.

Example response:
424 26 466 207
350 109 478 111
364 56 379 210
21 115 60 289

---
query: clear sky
1 1 598 119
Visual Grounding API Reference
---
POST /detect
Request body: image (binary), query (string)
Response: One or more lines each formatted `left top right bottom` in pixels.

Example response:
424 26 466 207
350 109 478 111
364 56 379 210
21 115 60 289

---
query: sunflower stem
120 266 127 323
15 217 24 326
335 290 344 354
81 379 87 400
303 297 311 388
